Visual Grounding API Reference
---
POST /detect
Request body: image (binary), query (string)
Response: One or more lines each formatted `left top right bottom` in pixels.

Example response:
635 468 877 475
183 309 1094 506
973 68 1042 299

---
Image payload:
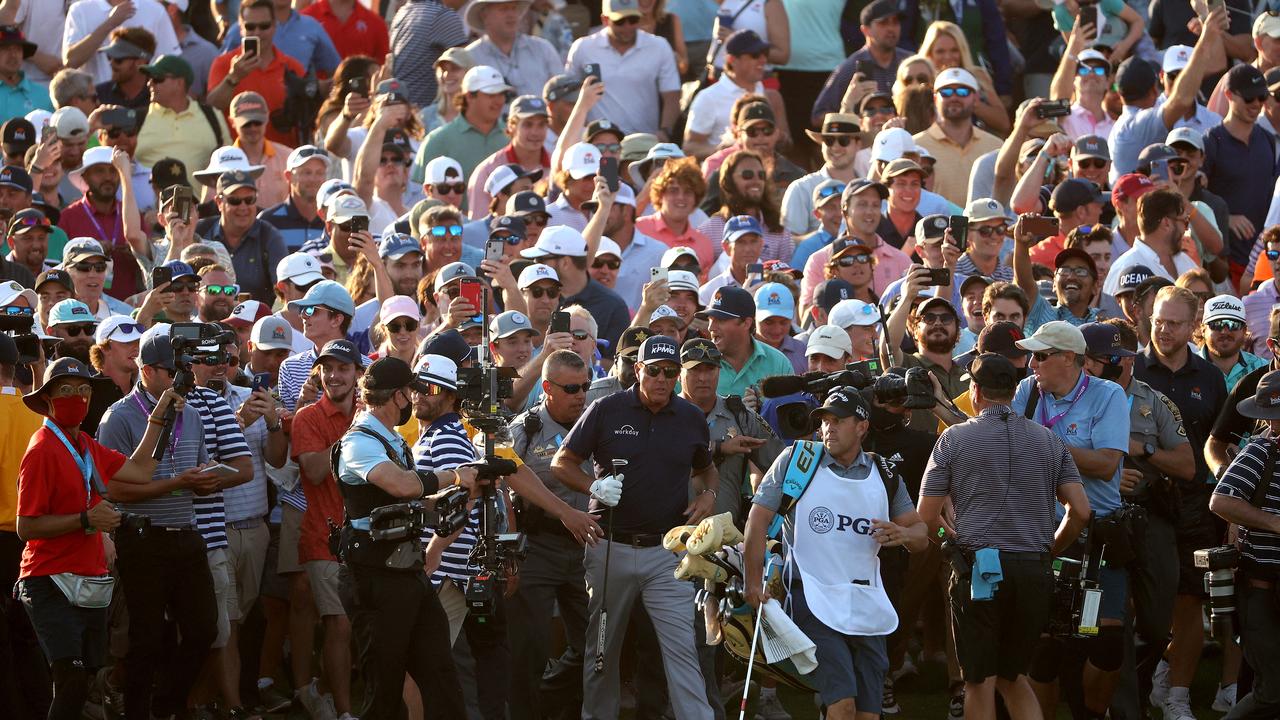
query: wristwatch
1142 442 1156 459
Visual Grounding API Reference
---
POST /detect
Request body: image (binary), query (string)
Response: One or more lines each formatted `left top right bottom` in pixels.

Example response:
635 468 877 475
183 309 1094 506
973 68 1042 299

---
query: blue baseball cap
379 232 422 260
638 335 679 364
696 286 755 321
286 279 356 317
139 328 176 370
164 260 198 280
753 282 794 322
1115 264 1155 296
47 299 96 326
723 215 764 244
1079 322 1136 358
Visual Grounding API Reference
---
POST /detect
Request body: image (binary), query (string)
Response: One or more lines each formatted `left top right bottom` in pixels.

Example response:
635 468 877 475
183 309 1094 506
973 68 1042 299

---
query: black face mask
397 391 412 426
1097 361 1123 383
860 388 904 431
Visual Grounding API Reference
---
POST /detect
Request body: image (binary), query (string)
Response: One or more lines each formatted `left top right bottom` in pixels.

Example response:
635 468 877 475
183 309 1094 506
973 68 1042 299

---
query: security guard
508 349 596 720
333 357 478 719
585 326 650 405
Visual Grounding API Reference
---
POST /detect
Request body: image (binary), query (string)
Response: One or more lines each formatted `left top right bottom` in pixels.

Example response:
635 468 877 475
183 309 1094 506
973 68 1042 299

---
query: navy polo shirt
563 386 712 534
564 277 630 360
1203 123 1278 266
1134 347 1227 484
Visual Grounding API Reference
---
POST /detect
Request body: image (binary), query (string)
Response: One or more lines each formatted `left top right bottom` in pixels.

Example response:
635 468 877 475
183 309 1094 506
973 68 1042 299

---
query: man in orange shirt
207 0 306 147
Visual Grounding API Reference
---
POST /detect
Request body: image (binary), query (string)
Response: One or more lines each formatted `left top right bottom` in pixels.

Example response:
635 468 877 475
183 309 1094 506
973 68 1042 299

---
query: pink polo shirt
635 213 716 280
800 235 911 308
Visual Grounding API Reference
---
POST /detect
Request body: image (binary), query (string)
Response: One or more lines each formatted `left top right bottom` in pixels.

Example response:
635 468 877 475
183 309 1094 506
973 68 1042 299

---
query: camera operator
1209 368 1280 720
744 387 928 720
333 356 477 719
551 335 720 720
1010 321 1130 720
885 283 967 429
758 324 851 440
15 358 188 720
1079 319 1193 717
917 353 1092 720
96 329 223 720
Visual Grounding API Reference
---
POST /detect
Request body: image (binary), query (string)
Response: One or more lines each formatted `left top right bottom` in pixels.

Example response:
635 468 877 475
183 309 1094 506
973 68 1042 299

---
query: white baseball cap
424 156 464 184
1166 126 1204 152
1015 320 1087 355
806 324 853 359
521 225 588 258
415 354 459 391
251 316 294 350
564 142 600 180
50 106 88 139
1078 49 1109 66
935 67 978 92
648 304 685 328
433 261 476 292
276 252 326 286
517 263 561 289
660 245 699 269
286 145 332 172
668 270 700 294
1204 294 1246 324
753 282 795 322
316 178 355 210
461 65 512 95
829 298 881 328
92 315 144 344
596 236 622 259
1162 45 1193 74
870 127 917 163
329 194 370 223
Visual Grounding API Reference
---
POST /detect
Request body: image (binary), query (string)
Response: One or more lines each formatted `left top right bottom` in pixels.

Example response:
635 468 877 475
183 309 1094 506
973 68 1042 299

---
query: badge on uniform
1139 405 1151 417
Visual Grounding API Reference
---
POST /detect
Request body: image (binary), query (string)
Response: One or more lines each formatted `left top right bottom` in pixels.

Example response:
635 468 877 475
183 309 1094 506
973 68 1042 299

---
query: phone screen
242 36 259 57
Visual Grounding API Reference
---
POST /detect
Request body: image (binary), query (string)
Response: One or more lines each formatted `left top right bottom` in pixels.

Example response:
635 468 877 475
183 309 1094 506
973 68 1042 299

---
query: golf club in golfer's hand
590 471 624 506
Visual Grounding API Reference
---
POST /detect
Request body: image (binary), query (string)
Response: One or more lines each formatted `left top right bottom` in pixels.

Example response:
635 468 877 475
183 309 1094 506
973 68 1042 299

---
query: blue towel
970 548 1004 601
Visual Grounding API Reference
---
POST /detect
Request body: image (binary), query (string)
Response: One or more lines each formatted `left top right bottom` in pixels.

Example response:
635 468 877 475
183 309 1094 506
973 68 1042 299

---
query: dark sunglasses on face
593 258 621 270
903 74 931 85
1077 65 1108 77
525 284 561 299
429 224 464 238
434 182 466 195
59 323 96 337
243 22 272 31
387 319 420 334
1077 158 1107 169
2 305 33 316
73 261 108 273
524 214 548 227
170 280 199 292
836 255 872 266
594 143 622 154
744 125 775 138
642 364 680 378
822 136 854 147
380 155 408 166
938 86 973 98
613 15 641 24
1266 249 1280 260
1207 318 1244 332
1032 350 1061 362
221 194 257 207
107 127 139 139
202 283 240 296
973 225 1006 238
549 379 587 394
919 312 954 325
736 169 763 180
569 329 591 340
1089 353 1126 366
862 105 895 117
492 232 523 245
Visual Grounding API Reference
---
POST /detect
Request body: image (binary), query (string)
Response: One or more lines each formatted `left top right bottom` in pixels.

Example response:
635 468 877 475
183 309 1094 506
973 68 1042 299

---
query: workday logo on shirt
614 424 640 437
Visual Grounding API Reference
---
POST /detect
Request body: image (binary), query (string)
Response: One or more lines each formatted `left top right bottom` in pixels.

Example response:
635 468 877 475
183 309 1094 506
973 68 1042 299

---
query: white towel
761 599 818 675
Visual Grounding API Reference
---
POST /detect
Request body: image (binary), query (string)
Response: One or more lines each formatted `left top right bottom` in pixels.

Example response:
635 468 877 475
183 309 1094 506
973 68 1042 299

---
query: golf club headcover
663 525 696 552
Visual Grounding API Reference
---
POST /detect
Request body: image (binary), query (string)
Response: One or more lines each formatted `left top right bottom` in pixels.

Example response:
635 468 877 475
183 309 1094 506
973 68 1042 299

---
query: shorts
1175 485 1225 596
948 553 1053 682
304 560 346 618
278 504 305 575
225 520 269 621
1096 563 1128 621
208 547 232 649
790 583 888 712
259 522 290 600
18 575 108 667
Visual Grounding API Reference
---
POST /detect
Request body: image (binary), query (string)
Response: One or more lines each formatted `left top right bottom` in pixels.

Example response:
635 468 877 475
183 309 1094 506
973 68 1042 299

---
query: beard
202 299 233 321
922 330 956 354
56 339 92 364
88 181 119 203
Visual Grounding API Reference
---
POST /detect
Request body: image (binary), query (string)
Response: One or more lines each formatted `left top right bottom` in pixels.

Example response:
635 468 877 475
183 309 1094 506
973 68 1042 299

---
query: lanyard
82 201 120 248
1039 374 1090 430
132 391 183 457
44 419 95 508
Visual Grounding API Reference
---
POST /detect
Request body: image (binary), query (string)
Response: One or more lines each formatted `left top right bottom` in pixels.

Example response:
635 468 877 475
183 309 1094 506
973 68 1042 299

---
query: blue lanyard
43 419 95 508
1039 374 1090 430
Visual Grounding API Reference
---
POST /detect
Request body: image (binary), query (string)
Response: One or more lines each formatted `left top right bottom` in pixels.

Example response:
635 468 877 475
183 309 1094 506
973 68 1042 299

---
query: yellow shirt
938 388 977 434
136 100 231 190
0 389 44 532
912 124 1003 208
395 414 523 468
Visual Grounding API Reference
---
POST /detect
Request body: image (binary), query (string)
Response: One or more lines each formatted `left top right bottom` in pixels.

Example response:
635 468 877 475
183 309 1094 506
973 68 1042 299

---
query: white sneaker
881 677 901 716
1162 696 1196 720
297 680 337 720
754 691 792 720
892 655 918 680
1212 683 1237 712
1150 659 1171 706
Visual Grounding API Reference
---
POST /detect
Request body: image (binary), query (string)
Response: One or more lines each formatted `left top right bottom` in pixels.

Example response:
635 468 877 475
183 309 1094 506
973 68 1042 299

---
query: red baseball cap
225 300 272 329
1111 173 1156 205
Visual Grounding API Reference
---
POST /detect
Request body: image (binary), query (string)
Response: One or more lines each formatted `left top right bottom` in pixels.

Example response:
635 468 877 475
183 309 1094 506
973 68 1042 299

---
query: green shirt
411 115 509 186
716 339 794 398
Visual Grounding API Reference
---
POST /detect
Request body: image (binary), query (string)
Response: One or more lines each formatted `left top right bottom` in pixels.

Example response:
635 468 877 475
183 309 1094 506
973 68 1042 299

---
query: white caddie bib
791 461 898 636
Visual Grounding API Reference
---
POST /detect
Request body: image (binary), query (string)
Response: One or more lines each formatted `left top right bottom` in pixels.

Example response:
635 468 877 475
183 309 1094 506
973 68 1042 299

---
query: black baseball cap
1238 369 1280 420
860 0 903 25
418 329 472 365
23 357 96 415
1055 247 1098 279
315 339 360 366
1134 275 1173 302
725 29 770 56
506 190 548 219
813 279 855 314
363 356 415 391
35 268 73 292
139 332 176 371
1115 264 1155 296
382 127 412 158
638 335 679 364
1 119 34 157
959 274 995 296
1049 178 1105 215
1116 57 1159 102
968 353 1019 393
810 385 870 421
1227 63 1269 101
0 164 31 194
586 119 623 141
1136 143 1179 173
490 214 526 240
150 157 190 189
680 337 721 367
99 107 140 132
1080 322 1137 358
617 326 653 359
976 321 1030 358
697 286 755 320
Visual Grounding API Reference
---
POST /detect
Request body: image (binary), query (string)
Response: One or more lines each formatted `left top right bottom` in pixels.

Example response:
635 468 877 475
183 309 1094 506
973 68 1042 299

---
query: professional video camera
1046 555 1102 639
1195 545 1239 641
871 367 936 410
151 323 235 460
1 307 39 364
761 358 940 438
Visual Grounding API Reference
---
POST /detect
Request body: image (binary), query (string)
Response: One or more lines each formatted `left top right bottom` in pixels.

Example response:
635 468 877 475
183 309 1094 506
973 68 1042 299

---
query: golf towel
971 548 1004 601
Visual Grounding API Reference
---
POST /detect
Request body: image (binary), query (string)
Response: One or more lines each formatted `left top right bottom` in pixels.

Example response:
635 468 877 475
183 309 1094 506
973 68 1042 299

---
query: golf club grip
594 610 608 672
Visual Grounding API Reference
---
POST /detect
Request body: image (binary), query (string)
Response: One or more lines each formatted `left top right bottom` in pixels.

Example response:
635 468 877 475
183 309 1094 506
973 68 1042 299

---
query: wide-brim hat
463 0 530 32
23 357 100 415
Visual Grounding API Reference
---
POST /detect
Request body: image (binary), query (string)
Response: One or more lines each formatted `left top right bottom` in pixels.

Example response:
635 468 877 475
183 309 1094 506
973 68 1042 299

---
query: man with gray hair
464 0 562 98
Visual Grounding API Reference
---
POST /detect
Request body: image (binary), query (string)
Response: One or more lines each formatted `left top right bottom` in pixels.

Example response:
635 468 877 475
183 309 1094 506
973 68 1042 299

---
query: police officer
333 357 478 719
918 354 1091 720
1080 320 1192 715
585 326 650 405
744 388 928 720
1210 368 1280 720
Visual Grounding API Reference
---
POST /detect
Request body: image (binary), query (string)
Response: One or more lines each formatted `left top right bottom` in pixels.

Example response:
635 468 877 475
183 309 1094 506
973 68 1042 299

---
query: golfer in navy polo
552 335 721 720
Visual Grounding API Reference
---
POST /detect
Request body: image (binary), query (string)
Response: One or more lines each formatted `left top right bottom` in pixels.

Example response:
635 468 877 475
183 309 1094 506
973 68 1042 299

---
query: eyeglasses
861 105 896 117
525 284 561 299
822 136 854 147
918 312 954 325
387 319 420 334
593 258 621 270
51 384 92 398
434 182 465 195
1076 158 1107 169
72 261 108 273
1032 350 1062 362
1152 317 1187 330
549 379 587 394
1076 65 1108 77
1055 266 1091 278
937 87 973 98
202 283 240 296
429 224 464 238
221 194 257 207
1207 318 1244 332
105 321 145 340
836 255 872 266
569 329 591 340
642 364 680 378
744 125 775 138
594 142 622 154
817 183 846 199
107 127 138 139
58 323 96 337
243 22 272 31
613 15 641 24
2 305 33 316
973 225 1006 238
735 169 763 180
170 280 199 292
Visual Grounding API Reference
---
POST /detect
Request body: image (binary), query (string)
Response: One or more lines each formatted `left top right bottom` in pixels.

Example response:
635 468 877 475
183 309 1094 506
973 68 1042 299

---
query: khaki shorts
277 504 304 575
208 547 232 649
226 520 269 621
437 580 467 646
304 560 346 617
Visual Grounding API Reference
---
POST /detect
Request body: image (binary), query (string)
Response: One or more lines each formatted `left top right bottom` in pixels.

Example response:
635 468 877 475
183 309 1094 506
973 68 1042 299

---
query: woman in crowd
920 21 1009 134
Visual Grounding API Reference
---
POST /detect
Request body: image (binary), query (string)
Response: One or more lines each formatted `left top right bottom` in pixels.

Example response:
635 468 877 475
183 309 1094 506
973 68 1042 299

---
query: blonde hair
892 55 936 99
921 22 979 74
564 304 598 337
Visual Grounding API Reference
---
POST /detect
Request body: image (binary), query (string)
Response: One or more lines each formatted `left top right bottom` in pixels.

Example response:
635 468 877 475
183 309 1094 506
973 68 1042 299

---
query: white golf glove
589 474 624 507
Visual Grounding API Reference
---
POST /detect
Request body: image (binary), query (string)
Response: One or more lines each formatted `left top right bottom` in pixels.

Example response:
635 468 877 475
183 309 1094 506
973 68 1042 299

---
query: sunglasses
107 127 139 139
549 379 587 394
744 125 775 138
434 182 466 195
1076 65 1108 77
594 142 622 154
525 284 561 299
59 323 96 337
429 224 464 238
862 105 895 117
817 183 846 200
1055 266 1091 278
1207 318 1244 332
971 225 1006 238
221 194 257 207
301 305 334 318
524 213 548 227
822 136 854 147
918 312 954 325
1267 249 1280 261
420 383 448 396
1076 158 1107 169
73 261 108 273
937 87 973 98
681 345 722 362
736 169 764 180
2 305 33 316
569 329 591 340
105 321 145 340
243 22 272 31
1032 350 1062 362
51 383 93 398
593 258 621 270
492 233 523 245
836 255 872 266
1089 353 1126 366
613 15 641 24
380 155 409 166
387 319 420 334
202 283 240 296
169 280 199 292
642 364 680 378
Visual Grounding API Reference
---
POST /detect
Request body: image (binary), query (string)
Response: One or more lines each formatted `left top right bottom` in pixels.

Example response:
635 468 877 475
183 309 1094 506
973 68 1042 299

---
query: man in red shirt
207 0 307 147
14 358 187 720
291 339 362 719
301 0 389 62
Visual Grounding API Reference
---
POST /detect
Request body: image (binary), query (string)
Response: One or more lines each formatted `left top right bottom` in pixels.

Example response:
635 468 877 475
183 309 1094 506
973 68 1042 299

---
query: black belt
958 548 1050 563
605 531 664 548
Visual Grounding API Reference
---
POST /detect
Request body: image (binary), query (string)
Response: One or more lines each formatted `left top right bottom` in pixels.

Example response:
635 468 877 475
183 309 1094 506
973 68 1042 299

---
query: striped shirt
1214 437 1280 577
921 404 1082 553
414 412 481 587
390 0 466 108
98 386 209 528
220 384 270 523
187 387 252 550
259 198 327 252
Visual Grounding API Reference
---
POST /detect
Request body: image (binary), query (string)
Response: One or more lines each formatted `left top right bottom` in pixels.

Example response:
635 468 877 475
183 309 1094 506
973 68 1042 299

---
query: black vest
332 424 422 570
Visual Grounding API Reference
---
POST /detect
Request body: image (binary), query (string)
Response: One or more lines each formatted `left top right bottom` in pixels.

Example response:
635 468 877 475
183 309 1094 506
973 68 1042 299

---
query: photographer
918 354 1091 720
96 330 223 720
884 282 967 429
15 358 187 720
1209 368 1280 720
744 387 928 720
333 357 476 719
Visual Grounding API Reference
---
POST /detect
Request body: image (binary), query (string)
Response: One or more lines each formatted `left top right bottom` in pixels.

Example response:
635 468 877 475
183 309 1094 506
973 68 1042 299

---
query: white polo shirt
566 29 682 136
686 75 764 147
